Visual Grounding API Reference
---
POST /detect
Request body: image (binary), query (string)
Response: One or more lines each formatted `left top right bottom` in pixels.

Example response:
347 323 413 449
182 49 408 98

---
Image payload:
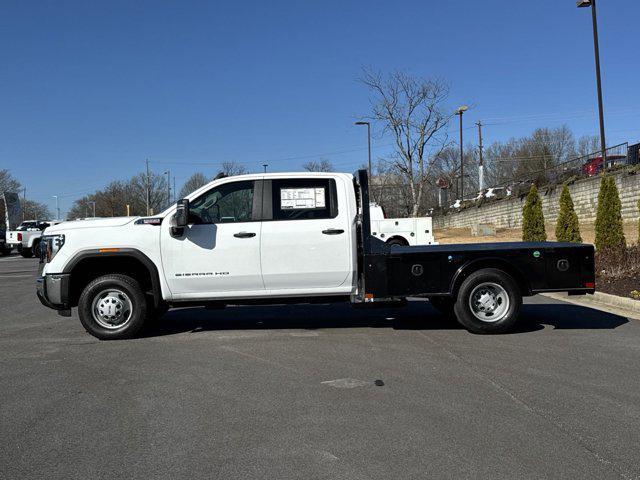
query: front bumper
37 272 71 311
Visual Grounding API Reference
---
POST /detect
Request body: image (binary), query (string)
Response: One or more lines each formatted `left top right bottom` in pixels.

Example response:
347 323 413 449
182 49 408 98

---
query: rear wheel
453 268 522 334
32 241 41 258
0 245 11 256
20 247 33 258
78 274 147 340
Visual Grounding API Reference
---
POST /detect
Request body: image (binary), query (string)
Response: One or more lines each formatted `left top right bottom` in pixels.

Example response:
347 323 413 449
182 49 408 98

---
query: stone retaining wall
433 171 640 230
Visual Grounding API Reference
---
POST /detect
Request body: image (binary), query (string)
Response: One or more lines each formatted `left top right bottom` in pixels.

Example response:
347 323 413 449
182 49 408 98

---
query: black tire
386 238 408 247
147 298 169 320
0 245 11 256
20 247 33 258
429 297 455 317
32 241 41 259
453 268 522 334
78 274 148 340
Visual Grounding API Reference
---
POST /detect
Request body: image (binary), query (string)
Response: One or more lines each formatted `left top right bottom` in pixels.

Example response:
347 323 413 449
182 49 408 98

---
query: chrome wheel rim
468 282 510 323
91 289 133 329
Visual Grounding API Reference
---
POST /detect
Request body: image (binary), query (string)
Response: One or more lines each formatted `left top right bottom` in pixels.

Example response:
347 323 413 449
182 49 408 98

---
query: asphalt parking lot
1 254 639 480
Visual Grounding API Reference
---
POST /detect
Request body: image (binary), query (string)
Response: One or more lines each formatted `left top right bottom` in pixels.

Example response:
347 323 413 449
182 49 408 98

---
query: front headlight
42 234 65 263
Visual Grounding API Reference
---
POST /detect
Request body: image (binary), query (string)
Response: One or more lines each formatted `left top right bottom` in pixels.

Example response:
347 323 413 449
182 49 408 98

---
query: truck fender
449 257 531 297
62 248 163 307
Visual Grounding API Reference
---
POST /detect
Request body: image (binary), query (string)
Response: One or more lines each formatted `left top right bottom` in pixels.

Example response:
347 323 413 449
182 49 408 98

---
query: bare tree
431 144 478 199
360 69 452 216
129 172 169 214
67 171 169 219
179 172 209 198
482 126 577 188
221 161 248 176
576 134 600 157
22 200 52 220
303 159 334 172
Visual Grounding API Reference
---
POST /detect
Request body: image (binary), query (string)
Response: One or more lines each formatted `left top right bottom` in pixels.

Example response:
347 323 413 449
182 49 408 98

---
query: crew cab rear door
260 176 352 292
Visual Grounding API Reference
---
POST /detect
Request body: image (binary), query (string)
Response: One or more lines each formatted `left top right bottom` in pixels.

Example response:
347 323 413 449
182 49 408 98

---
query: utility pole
455 106 468 199
173 176 176 202
263 164 268 173
145 159 151 216
476 121 484 191
89 201 96 218
164 170 171 209
22 187 26 221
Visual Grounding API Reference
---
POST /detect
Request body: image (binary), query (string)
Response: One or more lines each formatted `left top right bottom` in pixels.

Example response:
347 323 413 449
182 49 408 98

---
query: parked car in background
6 220 62 258
581 154 627 177
0 229 12 256
369 203 437 246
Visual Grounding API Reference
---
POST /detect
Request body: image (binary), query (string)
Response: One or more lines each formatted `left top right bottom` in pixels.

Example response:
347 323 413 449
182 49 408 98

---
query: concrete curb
542 291 640 320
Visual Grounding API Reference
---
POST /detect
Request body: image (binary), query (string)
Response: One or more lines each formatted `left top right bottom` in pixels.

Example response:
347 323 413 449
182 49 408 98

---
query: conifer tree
595 176 626 250
522 184 546 242
555 185 582 242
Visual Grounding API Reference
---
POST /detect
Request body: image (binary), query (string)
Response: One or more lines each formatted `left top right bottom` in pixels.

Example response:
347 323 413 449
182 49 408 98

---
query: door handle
233 232 256 238
322 229 344 235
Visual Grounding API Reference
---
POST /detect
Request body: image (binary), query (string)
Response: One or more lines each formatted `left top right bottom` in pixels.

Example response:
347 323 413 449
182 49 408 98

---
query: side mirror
175 199 189 227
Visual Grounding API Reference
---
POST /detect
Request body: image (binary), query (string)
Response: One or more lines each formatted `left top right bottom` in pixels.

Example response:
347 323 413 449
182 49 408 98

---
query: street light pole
263 164 268 173
355 121 372 179
89 201 96 218
455 106 468 199
578 0 607 163
53 195 60 220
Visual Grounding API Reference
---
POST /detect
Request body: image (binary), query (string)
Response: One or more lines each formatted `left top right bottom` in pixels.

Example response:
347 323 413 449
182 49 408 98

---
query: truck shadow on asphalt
141 301 629 338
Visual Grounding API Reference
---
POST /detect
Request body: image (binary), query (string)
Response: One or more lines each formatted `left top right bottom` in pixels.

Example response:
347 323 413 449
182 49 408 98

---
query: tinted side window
272 179 337 221
189 181 255 224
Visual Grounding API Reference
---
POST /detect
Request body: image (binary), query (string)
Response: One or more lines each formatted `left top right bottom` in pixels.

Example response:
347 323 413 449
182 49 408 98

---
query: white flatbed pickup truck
37 170 595 340
7 220 62 258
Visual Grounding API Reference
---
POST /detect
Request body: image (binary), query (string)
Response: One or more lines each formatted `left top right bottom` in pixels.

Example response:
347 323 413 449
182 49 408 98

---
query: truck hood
45 217 138 233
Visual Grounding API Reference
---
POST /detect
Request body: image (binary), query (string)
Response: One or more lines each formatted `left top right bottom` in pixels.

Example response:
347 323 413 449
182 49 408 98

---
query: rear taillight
17 233 22 241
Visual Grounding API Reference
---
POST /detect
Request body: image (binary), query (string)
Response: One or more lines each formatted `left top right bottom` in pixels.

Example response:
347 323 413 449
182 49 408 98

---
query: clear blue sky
1 0 639 216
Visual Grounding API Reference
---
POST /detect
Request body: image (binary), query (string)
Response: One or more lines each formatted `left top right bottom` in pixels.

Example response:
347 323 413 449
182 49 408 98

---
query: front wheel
453 268 522 334
78 274 148 340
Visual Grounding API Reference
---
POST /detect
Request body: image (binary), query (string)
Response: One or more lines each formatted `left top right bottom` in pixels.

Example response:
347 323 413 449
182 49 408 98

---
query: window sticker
280 187 326 209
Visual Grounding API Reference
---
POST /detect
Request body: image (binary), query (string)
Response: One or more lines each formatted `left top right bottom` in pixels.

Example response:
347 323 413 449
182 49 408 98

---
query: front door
161 179 264 299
